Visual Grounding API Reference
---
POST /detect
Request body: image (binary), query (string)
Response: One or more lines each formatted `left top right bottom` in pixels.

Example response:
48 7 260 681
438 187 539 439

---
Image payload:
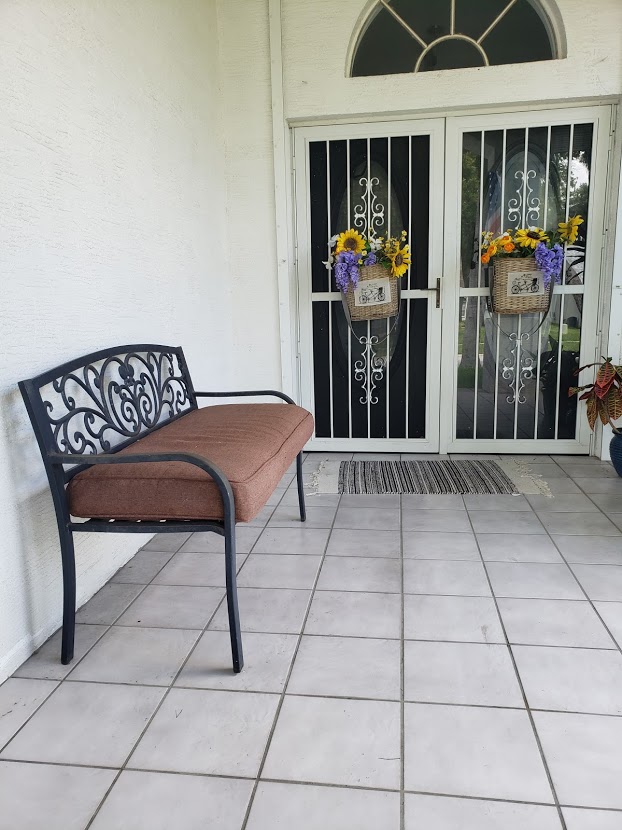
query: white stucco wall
216 0 282 389
0 0 231 680
282 0 622 120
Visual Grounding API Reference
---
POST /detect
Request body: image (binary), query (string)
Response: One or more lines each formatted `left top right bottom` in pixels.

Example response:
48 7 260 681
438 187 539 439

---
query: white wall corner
602 105 622 460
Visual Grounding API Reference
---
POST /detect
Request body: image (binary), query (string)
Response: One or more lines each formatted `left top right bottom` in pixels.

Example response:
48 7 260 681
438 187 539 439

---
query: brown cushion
67 403 314 523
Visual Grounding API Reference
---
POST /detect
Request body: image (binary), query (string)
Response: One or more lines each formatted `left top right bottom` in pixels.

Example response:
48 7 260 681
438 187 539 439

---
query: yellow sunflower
389 244 411 278
514 227 549 250
558 215 584 244
335 229 366 255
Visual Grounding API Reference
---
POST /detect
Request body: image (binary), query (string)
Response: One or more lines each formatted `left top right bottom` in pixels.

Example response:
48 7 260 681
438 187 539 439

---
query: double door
294 106 611 453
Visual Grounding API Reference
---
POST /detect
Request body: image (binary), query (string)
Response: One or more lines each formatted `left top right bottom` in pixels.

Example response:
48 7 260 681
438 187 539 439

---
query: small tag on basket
506 270 545 297
354 278 391 307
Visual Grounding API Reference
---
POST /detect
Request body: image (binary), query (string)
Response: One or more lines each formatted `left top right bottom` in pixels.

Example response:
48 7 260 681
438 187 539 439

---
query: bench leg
59 527 76 665
296 451 306 523
224 521 244 673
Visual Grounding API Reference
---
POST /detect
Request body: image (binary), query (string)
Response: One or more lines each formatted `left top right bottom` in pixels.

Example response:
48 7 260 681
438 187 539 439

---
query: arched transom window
351 0 562 77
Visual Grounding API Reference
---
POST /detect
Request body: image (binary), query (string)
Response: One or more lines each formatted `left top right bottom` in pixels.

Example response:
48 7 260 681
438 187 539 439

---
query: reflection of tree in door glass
456 123 593 442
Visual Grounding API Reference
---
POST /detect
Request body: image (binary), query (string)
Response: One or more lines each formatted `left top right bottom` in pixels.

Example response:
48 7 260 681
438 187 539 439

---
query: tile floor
2 453 622 829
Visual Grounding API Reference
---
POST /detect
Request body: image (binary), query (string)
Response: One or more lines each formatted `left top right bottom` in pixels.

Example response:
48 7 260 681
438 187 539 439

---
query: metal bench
19 344 312 673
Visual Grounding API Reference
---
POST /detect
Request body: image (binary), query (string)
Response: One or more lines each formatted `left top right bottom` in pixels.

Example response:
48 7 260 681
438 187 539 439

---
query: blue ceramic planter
610 432 622 478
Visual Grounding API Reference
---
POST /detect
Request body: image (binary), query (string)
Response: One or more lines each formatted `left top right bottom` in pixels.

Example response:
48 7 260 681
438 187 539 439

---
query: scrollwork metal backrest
39 349 193 455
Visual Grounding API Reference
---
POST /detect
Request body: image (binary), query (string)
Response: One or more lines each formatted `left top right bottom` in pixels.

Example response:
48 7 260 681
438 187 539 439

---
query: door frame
440 105 613 454
291 104 614 454
293 118 446 451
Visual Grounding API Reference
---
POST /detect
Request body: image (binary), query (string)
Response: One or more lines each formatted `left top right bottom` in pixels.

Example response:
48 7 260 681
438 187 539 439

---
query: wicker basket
345 264 399 321
490 258 551 315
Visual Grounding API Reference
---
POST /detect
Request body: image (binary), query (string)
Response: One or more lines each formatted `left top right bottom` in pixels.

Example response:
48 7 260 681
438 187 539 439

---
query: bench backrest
20 344 197 461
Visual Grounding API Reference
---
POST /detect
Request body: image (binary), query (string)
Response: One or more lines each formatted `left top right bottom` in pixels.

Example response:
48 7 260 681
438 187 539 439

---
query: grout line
35 631 621 655
540 532 622 661
0 680 60 756
464 507 569 830
6 459 622 823
3 752 622 815
238 492 345 830
0 550 179 758
81 521 259 829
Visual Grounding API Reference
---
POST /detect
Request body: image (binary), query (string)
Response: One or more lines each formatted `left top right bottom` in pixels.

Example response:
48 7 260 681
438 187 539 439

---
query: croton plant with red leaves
569 358 622 431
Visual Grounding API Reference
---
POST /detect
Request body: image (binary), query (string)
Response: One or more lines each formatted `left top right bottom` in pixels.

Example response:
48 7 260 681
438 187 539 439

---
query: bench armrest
194 390 295 405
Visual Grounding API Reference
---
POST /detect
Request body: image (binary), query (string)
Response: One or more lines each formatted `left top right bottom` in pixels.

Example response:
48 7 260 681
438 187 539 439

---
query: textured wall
0 0 230 680
282 0 622 120
216 0 282 389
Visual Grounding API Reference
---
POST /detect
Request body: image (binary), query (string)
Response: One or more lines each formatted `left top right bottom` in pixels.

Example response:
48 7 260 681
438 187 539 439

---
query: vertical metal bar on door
554 123 574 440
513 126 530 440
405 135 412 439
326 140 334 438
386 137 392 438
367 137 371 440
347 139 352 438
514 127 529 440
493 129 507 440
513 314 522 439
473 132 485 438
534 125 552 440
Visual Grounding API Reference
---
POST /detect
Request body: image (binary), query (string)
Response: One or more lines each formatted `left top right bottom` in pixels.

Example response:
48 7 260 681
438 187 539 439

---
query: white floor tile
263 696 400 789
288 635 400 700
404 641 523 707
405 794 562 830
247 782 399 830
405 703 554 802
404 595 505 643
534 711 622 809
513 646 622 715
562 807 622 829
498 598 615 649
91 771 252 830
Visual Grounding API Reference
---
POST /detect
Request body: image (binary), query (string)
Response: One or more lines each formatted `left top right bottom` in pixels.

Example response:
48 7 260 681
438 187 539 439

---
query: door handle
435 278 441 309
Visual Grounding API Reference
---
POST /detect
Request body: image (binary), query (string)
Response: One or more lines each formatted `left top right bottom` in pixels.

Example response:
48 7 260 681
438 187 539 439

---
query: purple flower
334 260 349 291
364 252 377 266
334 250 361 291
535 242 564 288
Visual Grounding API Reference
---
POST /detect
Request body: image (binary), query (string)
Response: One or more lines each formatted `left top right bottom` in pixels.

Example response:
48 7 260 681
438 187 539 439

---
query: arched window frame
346 0 567 77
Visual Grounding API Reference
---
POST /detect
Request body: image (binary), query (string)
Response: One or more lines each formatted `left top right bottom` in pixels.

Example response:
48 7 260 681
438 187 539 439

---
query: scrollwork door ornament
501 331 536 405
353 176 385 240
507 169 541 226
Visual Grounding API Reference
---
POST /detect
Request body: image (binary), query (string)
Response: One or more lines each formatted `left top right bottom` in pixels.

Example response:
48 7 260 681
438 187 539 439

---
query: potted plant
326 228 410 321
570 358 622 476
480 215 583 314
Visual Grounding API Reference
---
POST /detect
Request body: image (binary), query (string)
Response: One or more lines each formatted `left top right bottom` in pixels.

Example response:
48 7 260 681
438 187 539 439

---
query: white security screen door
294 120 445 452
442 106 611 454
294 107 611 454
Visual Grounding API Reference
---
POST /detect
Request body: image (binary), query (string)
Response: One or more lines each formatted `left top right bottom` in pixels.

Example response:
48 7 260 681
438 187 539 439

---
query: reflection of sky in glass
572 158 589 186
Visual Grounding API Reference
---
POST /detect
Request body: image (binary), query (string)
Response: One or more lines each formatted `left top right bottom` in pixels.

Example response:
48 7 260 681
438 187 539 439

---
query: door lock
435 278 441 309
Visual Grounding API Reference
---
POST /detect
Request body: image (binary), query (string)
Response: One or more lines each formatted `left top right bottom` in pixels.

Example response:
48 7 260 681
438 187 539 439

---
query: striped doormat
338 459 517 495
